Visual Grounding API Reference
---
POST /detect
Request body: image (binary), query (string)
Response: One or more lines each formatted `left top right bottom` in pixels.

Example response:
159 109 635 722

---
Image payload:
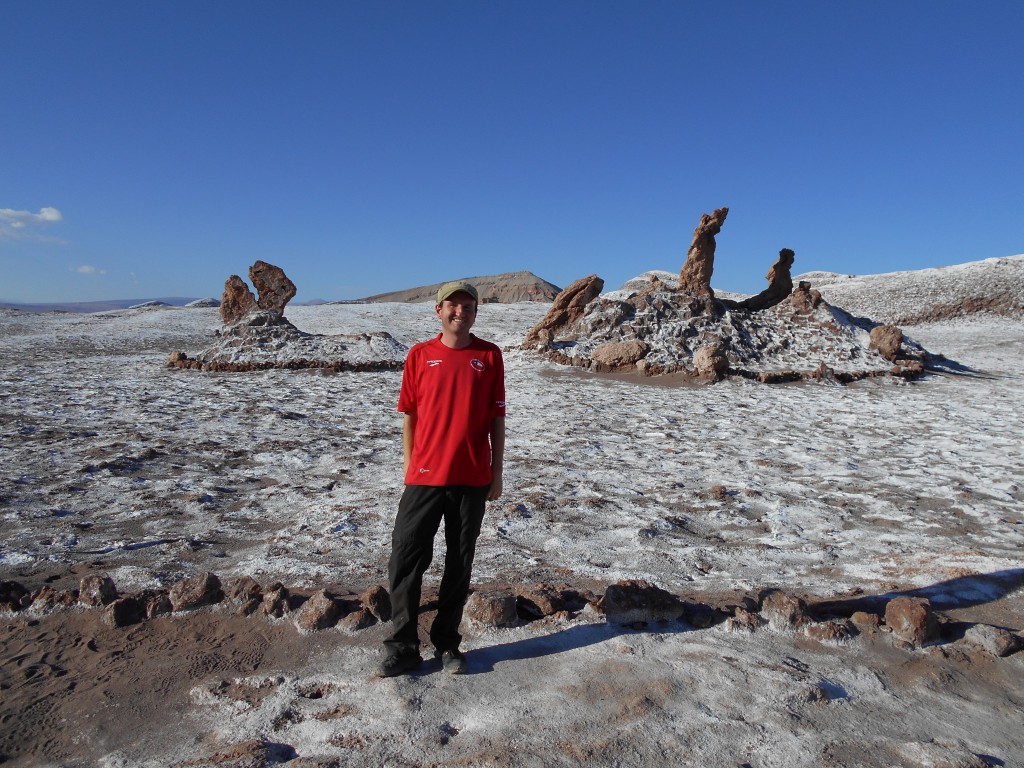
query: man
379 280 506 677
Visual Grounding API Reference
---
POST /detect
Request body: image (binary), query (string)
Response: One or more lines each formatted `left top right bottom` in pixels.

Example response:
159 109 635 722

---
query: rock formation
250 259 297 313
174 261 408 373
220 275 258 325
523 274 604 347
521 207 935 383
735 248 796 311
678 206 729 303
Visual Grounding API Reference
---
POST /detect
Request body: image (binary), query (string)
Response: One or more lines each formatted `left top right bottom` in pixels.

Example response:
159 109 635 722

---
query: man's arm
487 416 505 501
402 412 416 479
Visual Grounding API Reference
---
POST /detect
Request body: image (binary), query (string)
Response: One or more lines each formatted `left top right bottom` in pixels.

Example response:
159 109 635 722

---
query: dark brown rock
79 574 118 607
465 590 519 627
294 590 339 632
1 580 31 612
250 260 296 314
169 571 223 612
140 590 173 618
220 274 258 324
598 580 685 625
870 324 904 362
360 585 391 622
30 586 77 612
262 583 290 618
850 610 882 629
737 248 795 311
678 207 729 300
726 607 766 632
103 597 145 628
338 607 377 631
523 274 605 347
884 596 940 646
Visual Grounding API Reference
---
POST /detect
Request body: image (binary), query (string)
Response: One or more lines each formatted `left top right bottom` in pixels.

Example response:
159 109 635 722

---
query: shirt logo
419 468 430 474
471 359 485 372
427 359 442 367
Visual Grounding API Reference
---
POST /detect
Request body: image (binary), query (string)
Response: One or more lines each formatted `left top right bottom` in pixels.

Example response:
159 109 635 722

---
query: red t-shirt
398 334 506 487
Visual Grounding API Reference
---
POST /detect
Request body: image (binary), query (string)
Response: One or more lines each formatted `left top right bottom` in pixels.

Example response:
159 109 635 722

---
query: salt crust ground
1 267 1023 767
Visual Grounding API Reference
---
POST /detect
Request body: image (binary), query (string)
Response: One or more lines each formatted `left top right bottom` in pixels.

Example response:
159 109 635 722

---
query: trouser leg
385 485 445 652
430 485 489 652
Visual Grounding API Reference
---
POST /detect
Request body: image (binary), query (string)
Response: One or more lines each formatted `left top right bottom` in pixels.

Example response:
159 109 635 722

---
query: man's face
435 291 477 335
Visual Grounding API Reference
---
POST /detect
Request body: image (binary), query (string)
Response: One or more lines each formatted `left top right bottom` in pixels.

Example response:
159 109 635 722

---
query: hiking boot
377 649 422 678
438 648 467 675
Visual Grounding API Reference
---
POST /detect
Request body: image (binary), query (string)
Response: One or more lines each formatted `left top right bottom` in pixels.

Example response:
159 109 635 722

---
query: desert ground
1 261 1023 767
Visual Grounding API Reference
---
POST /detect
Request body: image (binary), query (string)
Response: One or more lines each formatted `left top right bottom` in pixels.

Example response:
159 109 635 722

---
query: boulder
804 619 856 643
339 607 378 631
103 597 144 628
294 590 339 632
678 207 729 300
465 590 519 627
962 624 1022 657
884 596 940 646
169 571 223 612
79 574 118 607
523 274 605 347
360 585 391 622
262 583 290 618
758 588 810 629
227 575 264 616
1 580 31 612
220 274 258 325
591 339 649 368
598 580 685 625
250 260 297 314
692 342 729 380
870 324 904 362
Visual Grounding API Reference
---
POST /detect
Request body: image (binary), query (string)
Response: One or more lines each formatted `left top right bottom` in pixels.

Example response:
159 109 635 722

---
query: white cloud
0 206 64 240
73 264 106 275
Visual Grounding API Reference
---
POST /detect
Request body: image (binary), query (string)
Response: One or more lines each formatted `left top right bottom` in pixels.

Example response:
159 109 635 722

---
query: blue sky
2 1 1022 304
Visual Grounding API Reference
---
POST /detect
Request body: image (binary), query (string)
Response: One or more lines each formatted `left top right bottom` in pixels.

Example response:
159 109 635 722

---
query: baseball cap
436 280 479 304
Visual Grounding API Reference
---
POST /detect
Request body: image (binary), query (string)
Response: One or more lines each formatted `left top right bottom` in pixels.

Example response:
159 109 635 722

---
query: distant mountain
354 271 561 304
0 297 215 313
794 254 1024 325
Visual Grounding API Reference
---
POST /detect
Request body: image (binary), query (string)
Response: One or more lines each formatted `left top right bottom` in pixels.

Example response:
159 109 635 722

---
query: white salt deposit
1 258 1023 766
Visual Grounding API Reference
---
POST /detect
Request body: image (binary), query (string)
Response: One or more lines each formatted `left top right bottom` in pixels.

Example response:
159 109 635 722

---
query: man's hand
487 474 503 501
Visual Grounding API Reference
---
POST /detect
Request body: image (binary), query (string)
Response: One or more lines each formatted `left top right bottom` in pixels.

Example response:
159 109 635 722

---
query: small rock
599 580 685 626
262 583 290 618
963 623 1023 657
169 571 223 612
850 611 881 629
465 590 519 628
360 585 391 622
294 590 339 633
103 597 144 628
804 619 856 643
884 596 939 646
338 607 377 631
0 580 31 612
79 574 118 607
725 607 765 633
759 588 810 629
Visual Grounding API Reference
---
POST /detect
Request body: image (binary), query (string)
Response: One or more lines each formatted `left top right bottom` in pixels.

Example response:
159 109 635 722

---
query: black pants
385 484 489 654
